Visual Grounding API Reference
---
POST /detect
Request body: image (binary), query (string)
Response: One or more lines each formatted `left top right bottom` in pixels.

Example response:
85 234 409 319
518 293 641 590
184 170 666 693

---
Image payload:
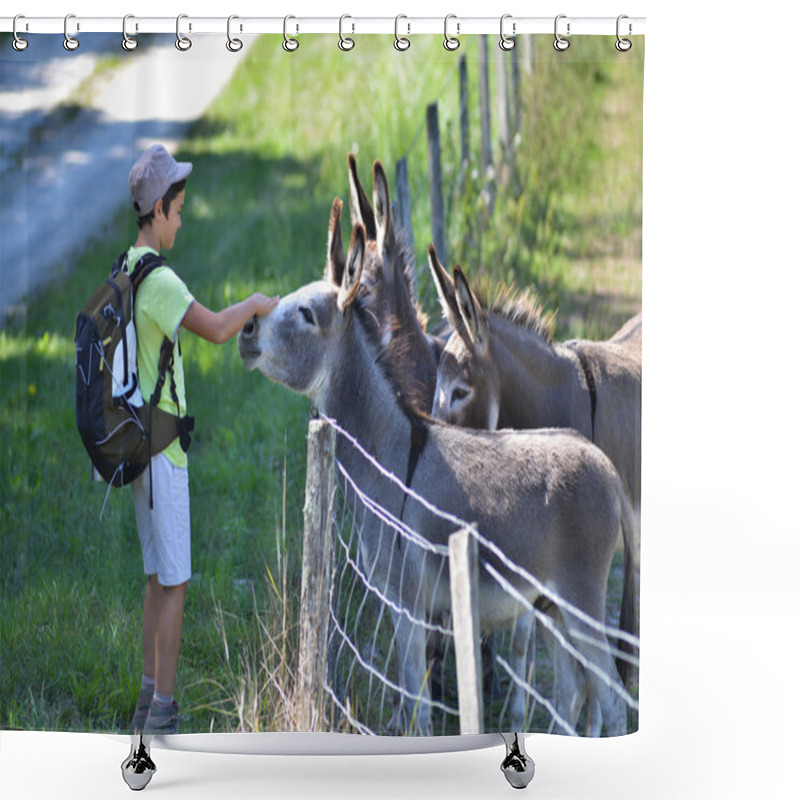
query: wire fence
300 417 640 737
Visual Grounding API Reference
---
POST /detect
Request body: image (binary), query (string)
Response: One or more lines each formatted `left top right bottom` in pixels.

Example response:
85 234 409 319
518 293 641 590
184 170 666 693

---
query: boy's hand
252 293 279 316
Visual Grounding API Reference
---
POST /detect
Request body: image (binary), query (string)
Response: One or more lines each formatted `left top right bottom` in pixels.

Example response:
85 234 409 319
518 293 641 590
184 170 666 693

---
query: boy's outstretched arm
182 293 278 344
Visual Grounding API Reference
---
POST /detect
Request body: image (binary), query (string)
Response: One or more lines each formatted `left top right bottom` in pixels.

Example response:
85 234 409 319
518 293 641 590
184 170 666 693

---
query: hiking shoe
142 700 179 735
130 686 154 734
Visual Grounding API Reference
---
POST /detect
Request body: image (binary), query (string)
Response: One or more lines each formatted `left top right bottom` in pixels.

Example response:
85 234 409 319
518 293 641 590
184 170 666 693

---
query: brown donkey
324 155 445 415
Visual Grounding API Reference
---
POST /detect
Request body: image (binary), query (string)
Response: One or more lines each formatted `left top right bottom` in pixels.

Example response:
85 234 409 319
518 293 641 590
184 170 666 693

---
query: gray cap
129 144 193 216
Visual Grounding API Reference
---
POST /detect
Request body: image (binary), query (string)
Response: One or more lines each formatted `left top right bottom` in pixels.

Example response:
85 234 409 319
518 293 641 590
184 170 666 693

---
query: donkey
239 223 637 736
429 250 642 517
332 155 446 414
337 158 493 704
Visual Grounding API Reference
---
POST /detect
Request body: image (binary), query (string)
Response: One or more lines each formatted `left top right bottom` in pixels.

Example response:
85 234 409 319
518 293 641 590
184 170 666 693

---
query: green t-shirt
128 246 194 468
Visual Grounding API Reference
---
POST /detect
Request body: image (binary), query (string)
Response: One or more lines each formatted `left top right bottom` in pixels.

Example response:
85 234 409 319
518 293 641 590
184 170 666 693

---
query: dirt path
0 33 245 323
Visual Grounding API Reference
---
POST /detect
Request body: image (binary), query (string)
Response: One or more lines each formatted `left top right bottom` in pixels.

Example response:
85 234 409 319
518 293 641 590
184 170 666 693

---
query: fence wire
314 417 640 736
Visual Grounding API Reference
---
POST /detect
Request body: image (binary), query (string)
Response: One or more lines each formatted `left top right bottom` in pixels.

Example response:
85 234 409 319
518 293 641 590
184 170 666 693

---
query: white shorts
132 452 191 587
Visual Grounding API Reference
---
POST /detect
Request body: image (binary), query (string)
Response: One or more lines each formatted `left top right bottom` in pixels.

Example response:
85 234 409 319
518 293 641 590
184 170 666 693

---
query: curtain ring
499 14 516 51
394 15 411 51
283 15 299 51
176 14 192 51
443 14 460 51
615 15 632 52
226 15 243 52
64 14 80 51
12 15 29 51
122 14 138 51
553 14 570 51
339 15 355 51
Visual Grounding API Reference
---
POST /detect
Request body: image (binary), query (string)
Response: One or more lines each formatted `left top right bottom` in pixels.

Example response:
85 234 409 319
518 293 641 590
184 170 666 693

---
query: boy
126 143 278 734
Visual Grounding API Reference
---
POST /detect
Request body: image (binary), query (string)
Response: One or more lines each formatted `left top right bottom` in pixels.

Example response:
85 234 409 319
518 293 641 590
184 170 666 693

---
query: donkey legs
389 612 432 734
509 611 535 731
541 620 584 733
538 604 606 735
561 611 627 736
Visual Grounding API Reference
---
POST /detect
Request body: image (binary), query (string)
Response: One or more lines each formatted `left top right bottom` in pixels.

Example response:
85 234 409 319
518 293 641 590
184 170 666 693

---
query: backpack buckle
179 416 195 452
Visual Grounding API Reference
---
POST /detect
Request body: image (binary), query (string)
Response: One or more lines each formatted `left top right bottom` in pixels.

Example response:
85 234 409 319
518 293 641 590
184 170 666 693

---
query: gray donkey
239 223 637 736
429 250 642 517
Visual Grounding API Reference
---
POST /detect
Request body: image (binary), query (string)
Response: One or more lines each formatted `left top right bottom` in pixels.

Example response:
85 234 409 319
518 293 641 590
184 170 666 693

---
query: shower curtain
0 12 643 791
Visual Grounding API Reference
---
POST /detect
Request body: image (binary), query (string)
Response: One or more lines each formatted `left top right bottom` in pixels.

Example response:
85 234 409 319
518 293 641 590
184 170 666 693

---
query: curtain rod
1 15 646 37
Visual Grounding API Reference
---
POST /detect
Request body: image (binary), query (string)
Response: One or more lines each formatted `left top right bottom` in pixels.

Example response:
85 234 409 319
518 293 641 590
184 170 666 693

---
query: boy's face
155 188 185 251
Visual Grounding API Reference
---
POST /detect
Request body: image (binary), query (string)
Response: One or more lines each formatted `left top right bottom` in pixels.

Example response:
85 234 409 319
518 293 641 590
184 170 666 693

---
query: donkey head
428 253 500 430
346 155 423 340
239 224 366 407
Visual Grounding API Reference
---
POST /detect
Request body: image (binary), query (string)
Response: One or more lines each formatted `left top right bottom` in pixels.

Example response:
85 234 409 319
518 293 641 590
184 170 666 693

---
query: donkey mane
389 229 431 332
472 277 557 344
352 296 431 497
353 298 432 427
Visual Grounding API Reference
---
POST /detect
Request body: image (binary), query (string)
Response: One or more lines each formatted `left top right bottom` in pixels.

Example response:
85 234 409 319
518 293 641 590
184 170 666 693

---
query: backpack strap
130 252 167 290
127 252 196 508
129 252 173 420
110 252 128 278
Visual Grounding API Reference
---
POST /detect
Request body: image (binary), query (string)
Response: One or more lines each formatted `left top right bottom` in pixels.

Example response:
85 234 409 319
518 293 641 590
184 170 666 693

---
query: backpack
75 252 194 499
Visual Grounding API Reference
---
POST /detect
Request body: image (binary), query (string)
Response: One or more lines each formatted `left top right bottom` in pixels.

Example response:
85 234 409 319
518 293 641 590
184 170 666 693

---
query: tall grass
0 34 642 733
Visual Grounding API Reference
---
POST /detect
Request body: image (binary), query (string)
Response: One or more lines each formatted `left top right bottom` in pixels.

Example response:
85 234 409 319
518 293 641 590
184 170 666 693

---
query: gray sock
152 691 173 709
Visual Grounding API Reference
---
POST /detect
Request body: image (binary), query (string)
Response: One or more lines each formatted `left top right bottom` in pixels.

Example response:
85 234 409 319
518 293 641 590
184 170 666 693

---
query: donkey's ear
372 160 396 255
428 244 461 325
453 265 488 355
348 153 377 240
324 197 346 287
339 223 366 312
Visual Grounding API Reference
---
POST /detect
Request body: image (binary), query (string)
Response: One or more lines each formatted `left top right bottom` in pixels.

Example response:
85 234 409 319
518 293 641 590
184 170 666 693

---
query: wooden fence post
297 419 337 731
449 528 484 735
511 44 521 136
496 43 510 162
478 35 496 217
459 54 470 172
395 156 415 256
426 101 447 266
521 31 536 76
478 35 492 172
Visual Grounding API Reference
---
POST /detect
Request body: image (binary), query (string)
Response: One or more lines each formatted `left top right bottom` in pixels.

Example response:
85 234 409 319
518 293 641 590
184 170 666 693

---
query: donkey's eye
299 306 315 325
451 387 470 404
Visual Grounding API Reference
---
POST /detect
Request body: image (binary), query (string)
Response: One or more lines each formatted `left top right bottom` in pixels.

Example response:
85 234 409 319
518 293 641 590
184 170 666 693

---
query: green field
0 34 643 733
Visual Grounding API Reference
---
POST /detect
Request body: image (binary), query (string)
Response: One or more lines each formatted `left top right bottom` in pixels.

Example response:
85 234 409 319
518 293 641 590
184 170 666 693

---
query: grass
0 34 642 734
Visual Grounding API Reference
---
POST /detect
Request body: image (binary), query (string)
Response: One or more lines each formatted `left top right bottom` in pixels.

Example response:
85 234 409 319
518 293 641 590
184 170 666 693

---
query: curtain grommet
12 15 29 51
175 14 192 51
122 14 138 51
615 15 633 52
226 15 243 52
443 14 460 51
499 14 516 51
339 15 355 51
64 14 80 51
394 15 411 51
282 16 299 52
553 14 570 51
